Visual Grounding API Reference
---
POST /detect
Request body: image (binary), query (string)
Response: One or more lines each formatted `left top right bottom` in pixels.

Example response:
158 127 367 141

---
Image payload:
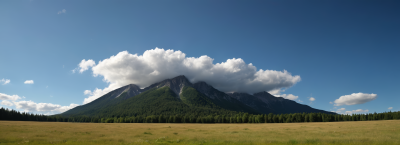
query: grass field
0 120 399 145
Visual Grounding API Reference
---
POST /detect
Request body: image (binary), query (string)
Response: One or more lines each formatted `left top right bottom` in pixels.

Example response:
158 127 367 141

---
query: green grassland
0 120 399 145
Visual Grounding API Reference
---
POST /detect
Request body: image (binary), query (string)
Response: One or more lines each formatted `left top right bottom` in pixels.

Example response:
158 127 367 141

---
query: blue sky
0 0 399 115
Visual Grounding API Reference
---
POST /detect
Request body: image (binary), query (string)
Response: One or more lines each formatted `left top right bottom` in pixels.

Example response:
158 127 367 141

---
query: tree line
1 107 399 123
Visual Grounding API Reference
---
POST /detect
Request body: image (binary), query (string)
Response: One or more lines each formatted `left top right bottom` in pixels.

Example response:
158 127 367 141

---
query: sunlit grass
0 120 399 144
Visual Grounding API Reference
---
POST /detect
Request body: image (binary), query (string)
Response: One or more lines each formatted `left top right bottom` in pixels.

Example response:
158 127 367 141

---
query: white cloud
335 108 368 114
13 101 37 112
13 100 79 113
268 89 284 95
84 90 92 95
1 100 13 106
24 80 34 84
309 97 315 101
334 93 377 106
335 108 346 113
54 103 79 112
57 9 66 14
1 78 10 85
0 93 21 101
80 48 301 104
75 59 96 73
388 107 393 110
275 94 298 100
344 109 369 115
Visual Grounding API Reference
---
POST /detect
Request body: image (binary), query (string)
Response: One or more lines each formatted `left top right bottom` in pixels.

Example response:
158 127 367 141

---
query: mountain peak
170 75 191 83
151 75 192 96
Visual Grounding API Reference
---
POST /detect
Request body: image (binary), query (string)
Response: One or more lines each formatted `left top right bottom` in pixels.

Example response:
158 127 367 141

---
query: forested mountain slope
61 75 334 117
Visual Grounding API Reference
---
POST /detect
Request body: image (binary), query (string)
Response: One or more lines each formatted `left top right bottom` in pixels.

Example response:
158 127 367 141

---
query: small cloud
329 102 333 104
84 90 92 95
297 99 303 103
24 80 34 84
73 59 96 73
268 89 285 95
309 97 315 101
388 107 393 110
13 100 79 113
57 9 66 14
334 92 377 106
1 100 13 106
0 93 22 101
46 86 48 88
275 94 298 100
344 109 369 115
1 78 10 85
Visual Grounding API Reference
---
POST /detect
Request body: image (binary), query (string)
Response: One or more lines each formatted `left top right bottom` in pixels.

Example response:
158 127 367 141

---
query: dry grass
0 120 399 144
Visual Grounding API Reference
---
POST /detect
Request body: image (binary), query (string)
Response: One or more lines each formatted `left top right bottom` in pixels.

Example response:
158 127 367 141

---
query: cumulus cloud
344 109 369 115
275 94 298 100
84 90 92 95
309 97 315 101
13 100 79 113
1 100 13 106
74 59 96 73
1 78 10 85
334 93 377 106
0 93 21 101
57 9 66 14
388 107 393 110
81 48 301 104
24 80 34 84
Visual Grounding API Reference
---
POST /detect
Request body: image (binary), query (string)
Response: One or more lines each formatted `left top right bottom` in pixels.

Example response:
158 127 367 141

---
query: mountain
229 92 332 114
61 75 334 117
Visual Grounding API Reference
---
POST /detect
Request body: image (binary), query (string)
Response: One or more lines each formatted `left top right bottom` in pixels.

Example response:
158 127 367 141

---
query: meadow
0 120 399 145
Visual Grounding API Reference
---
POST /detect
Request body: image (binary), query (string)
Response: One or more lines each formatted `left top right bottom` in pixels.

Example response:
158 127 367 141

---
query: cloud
57 9 66 14
1 78 10 85
388 107 393 110
335 108 368 114
0 93 22 101
335 108 346 113
344 109 369 115
268 89 284 95
24 80 34 84
334 93 377 106
275 94 298 100
1 100 13 106
84 90 92 95
75 59 96 73
13 100 79 113
309 97 315 101
80 48 301 104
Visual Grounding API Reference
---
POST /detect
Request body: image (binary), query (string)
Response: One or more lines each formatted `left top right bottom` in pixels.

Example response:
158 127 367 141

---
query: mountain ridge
61 75 334 117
